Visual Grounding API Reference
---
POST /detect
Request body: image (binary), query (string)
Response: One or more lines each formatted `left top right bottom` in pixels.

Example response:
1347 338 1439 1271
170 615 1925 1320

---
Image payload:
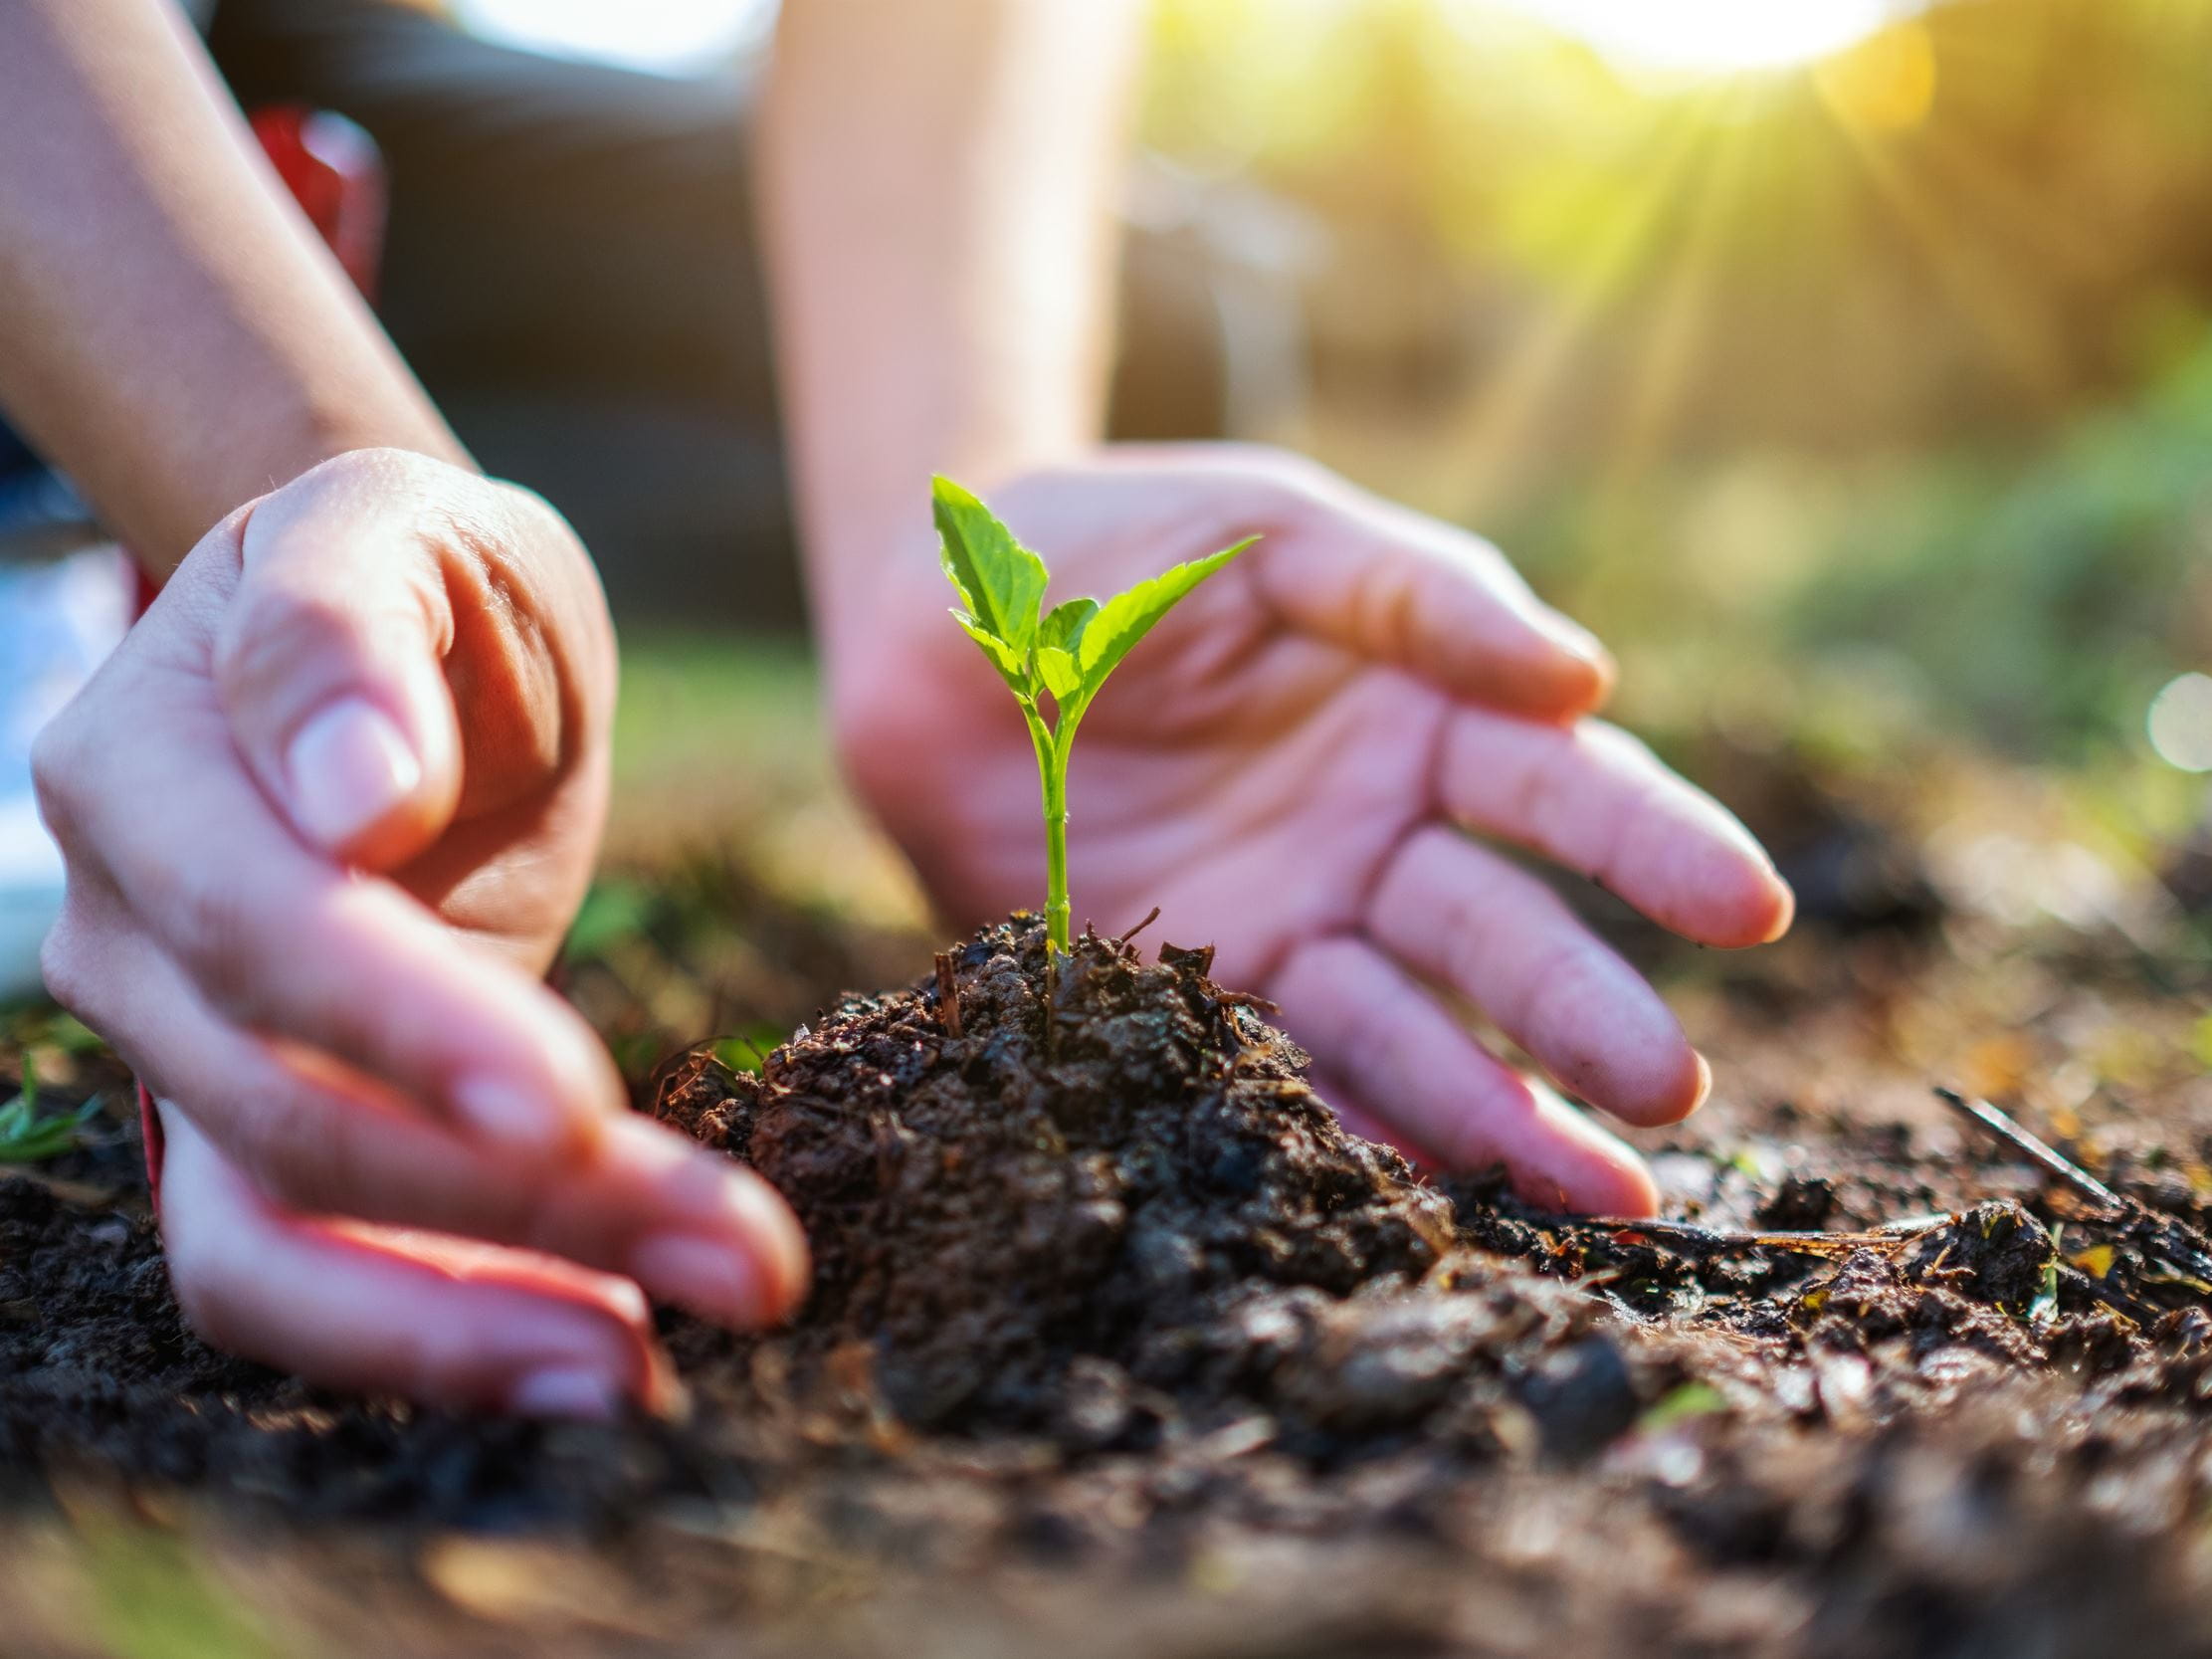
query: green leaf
1039 596 1098 652
564 880 653 961
1034 596 1099 701
1637 1379 1728 1432
33 1013 102 1056
0 1064 97 1163
953 611 1030 692
711 1021 791 1076
0 1053 102 1164
1076 538 1254 701
1036 646 1082 701
933 477 1048 655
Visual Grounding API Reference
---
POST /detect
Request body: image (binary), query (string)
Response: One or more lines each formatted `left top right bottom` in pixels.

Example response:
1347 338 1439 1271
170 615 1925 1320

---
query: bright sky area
454 0 1933 77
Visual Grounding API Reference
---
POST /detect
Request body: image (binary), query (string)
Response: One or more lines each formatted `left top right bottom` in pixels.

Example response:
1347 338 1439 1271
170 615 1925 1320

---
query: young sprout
0 1053 99 1164
933 476 1254 954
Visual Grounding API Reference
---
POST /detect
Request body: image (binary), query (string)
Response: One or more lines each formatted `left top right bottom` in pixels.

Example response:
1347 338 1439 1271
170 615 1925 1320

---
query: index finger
1437 710 1794 948
1249 487 1615 721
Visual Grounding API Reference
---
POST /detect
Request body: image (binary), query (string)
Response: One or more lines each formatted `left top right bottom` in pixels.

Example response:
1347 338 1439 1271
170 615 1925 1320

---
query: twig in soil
1583 1215 1944 1261
1930 1089 2212 1298
1932 1088 2124 1213
932 951 963 1039
1111 906 1162 952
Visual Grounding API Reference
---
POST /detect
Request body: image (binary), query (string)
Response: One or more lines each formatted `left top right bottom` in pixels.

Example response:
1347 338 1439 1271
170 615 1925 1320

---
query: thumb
213 454 465 871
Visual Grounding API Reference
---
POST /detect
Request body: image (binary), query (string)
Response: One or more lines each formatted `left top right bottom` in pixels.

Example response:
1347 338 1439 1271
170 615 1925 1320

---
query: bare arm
758 0 1143 659
0 0 463 575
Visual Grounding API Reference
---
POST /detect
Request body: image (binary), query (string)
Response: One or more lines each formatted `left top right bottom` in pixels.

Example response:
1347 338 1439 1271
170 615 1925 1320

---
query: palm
938 593 1435 989
840 450 1793 1214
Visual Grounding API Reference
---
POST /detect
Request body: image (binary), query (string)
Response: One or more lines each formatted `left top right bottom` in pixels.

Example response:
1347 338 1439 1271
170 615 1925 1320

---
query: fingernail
630 1231 772 1329
1690 1051 1713 1113
452 1076 551 1152
639 1364 694 1424
1763 877 1798 944
286 697 421 851
506 1364 622 1420
1557 616 1604 653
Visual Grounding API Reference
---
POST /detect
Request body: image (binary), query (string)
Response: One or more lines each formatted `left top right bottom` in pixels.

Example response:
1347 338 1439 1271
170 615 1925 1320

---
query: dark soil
6 915 2212 1657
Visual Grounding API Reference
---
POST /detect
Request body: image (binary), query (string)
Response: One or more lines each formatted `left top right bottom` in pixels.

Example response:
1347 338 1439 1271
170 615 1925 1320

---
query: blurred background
382 0 2212 999
35 0 2212 1066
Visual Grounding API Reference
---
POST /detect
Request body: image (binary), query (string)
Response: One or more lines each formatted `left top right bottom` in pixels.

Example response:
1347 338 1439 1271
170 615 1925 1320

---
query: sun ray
1476 0 1924 75
1906 122 2129 289
1603 82 1767 480
1443 99 1720 519
1826 104 2075 417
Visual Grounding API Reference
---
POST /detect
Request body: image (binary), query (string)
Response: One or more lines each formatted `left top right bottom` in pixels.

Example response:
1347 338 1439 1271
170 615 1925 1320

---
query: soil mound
657 916 1635 1453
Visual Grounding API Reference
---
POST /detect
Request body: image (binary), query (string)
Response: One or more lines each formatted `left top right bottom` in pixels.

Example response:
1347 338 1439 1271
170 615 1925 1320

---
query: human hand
831 445 1792 1216
33 450 806 1416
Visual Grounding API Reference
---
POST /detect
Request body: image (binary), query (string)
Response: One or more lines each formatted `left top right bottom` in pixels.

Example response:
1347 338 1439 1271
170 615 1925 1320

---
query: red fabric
246 105 386 303
138 1084 164 1215
134 109 387 1209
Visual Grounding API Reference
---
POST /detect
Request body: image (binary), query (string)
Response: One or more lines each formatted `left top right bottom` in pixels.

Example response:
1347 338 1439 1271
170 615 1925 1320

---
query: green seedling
1637 1378 1728 1433
0 1053 99 1163
933 476 1254 953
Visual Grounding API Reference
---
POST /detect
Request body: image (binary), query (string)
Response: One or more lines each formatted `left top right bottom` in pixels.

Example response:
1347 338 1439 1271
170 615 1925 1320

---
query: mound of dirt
657 916 1655 1455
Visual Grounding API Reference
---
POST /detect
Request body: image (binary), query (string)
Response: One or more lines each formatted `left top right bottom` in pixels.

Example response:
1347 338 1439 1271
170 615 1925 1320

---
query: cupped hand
33 449 806 1416
831 445 1792 1216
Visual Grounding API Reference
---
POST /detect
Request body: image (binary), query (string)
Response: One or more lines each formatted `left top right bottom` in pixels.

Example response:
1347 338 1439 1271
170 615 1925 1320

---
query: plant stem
1042 761 1070 952
1021 702 1072 952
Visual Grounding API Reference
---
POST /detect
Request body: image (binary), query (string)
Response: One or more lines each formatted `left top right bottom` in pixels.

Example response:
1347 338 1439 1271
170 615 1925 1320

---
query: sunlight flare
1485 0 1923 75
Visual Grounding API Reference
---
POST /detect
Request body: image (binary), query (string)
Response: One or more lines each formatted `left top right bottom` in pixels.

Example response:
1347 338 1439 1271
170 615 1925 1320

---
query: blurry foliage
1796 342 2212 761
0 1053 97 1163
1139 0 2212 895
1516 332 2212 767
75 1519 275 1659
1144 0 2212 478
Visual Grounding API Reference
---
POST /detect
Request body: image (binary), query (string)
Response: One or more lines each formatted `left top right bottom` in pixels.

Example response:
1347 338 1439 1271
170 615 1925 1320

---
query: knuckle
214 585 365 699
27 708 89 835
1237 443 1333 501
1502 933 1585 1049
1352 553 1424 665
1369 825 1449 931
36 913 95 1020
219 1088 338 1214
292 444 426 501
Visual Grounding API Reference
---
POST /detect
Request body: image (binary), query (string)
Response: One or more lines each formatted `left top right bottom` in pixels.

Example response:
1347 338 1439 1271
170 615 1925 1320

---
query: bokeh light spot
2148 672 2212 771
453 0 771 74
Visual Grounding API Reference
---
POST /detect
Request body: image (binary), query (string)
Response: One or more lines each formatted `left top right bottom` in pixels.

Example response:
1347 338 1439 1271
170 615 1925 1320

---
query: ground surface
3 637 2211 1658
5 839 2212 1658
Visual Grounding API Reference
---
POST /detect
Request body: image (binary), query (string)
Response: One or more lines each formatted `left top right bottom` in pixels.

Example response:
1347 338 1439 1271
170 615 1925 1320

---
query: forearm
759 0 1141 654
0 0 463 577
